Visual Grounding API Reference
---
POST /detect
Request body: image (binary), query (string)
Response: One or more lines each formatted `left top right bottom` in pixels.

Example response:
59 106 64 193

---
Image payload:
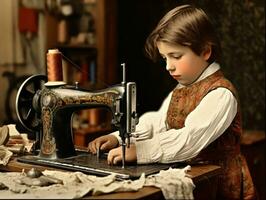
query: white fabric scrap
0 165 194 199
43 170 146 196
145 165 195 199
6 124 34 153
0 145 13 166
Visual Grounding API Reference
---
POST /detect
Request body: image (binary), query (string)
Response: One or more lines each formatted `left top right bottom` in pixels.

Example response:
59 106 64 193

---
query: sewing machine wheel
16 74 47 133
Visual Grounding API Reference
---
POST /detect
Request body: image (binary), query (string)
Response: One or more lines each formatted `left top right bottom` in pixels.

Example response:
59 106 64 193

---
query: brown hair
145 4 221 63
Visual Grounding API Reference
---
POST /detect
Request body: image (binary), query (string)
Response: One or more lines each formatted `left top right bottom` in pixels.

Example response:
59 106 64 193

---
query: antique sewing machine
15 48 138 170
15 50 180 179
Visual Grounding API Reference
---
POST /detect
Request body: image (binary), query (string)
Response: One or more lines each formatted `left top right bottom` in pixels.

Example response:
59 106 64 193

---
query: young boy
88 4 256 199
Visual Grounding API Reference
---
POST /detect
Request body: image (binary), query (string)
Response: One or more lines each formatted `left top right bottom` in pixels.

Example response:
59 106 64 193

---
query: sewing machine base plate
17 152 184 180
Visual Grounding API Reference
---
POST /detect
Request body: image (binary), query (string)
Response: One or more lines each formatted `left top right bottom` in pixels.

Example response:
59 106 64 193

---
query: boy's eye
173 55 182 59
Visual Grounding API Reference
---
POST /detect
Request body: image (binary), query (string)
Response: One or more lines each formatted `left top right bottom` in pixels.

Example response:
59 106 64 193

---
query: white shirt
111 62 237 164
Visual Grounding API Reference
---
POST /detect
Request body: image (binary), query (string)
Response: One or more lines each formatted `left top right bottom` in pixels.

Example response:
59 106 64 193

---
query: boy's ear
202 44 212 61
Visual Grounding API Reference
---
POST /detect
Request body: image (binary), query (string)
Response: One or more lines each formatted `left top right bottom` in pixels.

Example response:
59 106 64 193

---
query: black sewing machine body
16 74 137 161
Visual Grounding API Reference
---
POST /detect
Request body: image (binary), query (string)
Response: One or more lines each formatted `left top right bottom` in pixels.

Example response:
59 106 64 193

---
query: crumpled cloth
0 166 194 199
0 145 13 166
0 124 34 160
145 165 195 199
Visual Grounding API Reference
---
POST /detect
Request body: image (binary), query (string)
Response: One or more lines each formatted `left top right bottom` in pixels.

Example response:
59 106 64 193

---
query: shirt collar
176 62 221 89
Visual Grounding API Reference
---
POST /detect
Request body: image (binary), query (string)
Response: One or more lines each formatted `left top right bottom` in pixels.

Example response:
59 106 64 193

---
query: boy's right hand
88 135 119 154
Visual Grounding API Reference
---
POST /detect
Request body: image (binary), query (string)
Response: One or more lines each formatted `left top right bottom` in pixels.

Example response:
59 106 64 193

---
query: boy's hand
88 135 119 154
107 144 137 165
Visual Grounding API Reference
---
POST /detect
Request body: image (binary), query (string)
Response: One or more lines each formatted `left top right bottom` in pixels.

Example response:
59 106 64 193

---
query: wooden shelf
241 130 265 145
57 43 96 49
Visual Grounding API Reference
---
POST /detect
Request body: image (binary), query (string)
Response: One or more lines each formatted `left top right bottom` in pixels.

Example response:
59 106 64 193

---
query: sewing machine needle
97 147 100 159
122 143 126 168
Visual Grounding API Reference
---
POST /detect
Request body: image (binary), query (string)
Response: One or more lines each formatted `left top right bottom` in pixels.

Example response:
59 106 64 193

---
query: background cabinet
45 0 118 88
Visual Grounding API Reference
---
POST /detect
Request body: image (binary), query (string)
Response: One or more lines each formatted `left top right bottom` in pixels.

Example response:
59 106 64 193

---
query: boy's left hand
107 144 137 165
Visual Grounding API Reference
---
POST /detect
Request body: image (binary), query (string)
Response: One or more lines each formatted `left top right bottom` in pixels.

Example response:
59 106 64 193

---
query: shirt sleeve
135 87 238 164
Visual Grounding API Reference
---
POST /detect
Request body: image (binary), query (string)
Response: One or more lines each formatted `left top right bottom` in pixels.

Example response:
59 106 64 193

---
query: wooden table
0 157 221 200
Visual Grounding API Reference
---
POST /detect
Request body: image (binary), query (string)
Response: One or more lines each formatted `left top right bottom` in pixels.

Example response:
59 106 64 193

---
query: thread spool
46 49 66 86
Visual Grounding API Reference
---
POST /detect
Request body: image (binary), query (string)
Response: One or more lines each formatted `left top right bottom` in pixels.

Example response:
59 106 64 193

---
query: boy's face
157 41 210 86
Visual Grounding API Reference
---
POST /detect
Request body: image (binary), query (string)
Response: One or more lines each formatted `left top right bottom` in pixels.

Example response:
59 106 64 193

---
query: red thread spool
46 49 63 82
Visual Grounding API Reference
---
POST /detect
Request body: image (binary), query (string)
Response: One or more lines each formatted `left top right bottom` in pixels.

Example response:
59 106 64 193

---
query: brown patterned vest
167 70 241 162
167 70 256 199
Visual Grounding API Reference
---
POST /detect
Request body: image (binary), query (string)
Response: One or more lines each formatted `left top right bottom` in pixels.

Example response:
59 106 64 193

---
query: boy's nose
166 62 175 72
